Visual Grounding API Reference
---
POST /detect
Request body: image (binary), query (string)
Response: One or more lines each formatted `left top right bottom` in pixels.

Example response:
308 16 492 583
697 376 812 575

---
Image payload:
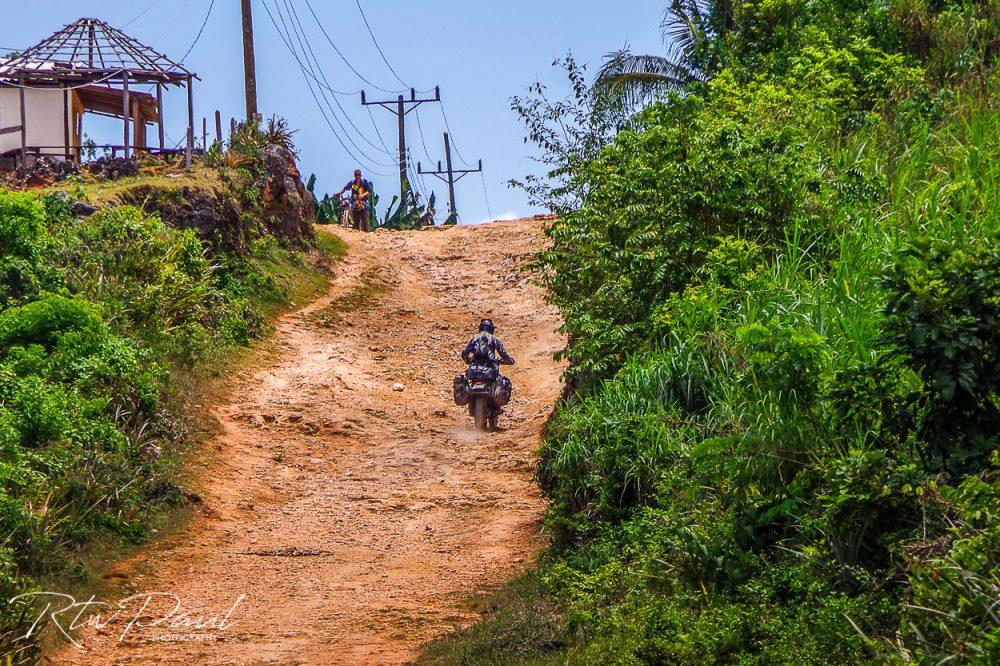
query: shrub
0 188 320 651
497 3 1000 663
883 236 1000 475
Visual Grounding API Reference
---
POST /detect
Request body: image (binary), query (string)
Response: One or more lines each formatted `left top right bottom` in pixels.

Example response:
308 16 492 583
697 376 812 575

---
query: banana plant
378 191 438 230
308 174 347 225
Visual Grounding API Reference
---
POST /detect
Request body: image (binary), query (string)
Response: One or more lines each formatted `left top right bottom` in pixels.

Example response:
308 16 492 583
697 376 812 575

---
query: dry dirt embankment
54 218 564 665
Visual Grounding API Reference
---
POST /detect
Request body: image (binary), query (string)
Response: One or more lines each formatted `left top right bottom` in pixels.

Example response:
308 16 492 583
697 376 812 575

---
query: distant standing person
335 170 373 232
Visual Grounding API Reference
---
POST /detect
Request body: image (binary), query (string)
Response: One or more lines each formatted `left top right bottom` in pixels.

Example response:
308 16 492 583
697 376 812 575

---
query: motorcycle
454 365 513 432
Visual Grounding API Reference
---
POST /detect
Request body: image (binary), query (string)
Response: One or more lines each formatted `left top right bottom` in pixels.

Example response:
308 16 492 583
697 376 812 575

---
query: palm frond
662 0 704 55
594 50 697 110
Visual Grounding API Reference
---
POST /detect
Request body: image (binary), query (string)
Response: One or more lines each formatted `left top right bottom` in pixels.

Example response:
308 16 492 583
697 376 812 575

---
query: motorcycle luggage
493 375 513 406
453 375 470 406
466 365 497 383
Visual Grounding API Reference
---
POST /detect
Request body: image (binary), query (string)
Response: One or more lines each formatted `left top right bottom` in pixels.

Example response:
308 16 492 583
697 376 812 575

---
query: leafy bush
472 1 1000 663
883 237 1000 475
902 460 1000 663
0 186 323 655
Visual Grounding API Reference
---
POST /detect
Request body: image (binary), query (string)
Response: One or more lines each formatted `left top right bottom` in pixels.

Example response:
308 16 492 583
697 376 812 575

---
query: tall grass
527 81 1000 663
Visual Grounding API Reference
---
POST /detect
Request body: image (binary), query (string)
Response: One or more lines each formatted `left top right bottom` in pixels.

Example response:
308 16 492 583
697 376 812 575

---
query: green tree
593 1 730 110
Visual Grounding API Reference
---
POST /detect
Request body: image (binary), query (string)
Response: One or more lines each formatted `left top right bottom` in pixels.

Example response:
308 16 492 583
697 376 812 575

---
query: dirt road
52 219 564 665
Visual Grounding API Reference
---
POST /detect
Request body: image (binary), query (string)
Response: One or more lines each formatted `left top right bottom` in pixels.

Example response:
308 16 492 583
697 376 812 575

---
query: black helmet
479 319 495 334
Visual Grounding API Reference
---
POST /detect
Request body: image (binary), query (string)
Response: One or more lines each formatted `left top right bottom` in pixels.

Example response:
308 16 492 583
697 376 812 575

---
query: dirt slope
51 219 564 665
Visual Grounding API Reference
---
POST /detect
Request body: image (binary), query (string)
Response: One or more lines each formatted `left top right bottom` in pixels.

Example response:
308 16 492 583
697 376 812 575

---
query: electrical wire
407 152 425 204
366 105 392 155
0 69 125 90
152 0 195 45
413 106 435 165
279 0 394 167
121 0 164 28
439 102 474 167
301 0 400 94
270 1 358 94
261 0 391 175
346 0 481 221
416 164 433 210
272 0 392 171
480 170 495 223
270 1 373 145
283 0 390 156
354 0 408 88
179 0 216 63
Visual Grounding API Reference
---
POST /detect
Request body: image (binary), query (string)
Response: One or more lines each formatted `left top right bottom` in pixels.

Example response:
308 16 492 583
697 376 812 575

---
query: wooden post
201 117 209 164
415 129 483 225
122 71 130 159
186 75 195 168
241 0 259 121
18 75 27 157
63 85 71 161
397 95 408 208
156 83 165 151
444 133 457 218
215 110 223 145
75 112 82 161
231 117 237 138
133 99 143 151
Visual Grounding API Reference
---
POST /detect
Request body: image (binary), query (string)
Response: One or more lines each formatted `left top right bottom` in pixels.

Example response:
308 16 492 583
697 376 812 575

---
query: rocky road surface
52 219 564 665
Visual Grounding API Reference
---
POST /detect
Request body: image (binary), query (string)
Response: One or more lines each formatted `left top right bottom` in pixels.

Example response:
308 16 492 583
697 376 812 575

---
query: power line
413 107 435 163
121 0 164 28
367 105 392 154
480 171 495 222
439 102 473 167
283 0 390 157
270 0 358 94
363 88 442 210
270 0 387 164
349 0 483 187
274 0 392 170
302 0 400 94
418 133 484 222
261 0 391 174
407 150 425 203
152 0 195 45
180 0 216 63
355 0 408 88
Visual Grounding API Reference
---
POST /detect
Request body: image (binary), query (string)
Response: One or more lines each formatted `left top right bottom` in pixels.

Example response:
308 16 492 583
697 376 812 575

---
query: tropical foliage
431 1 1000 663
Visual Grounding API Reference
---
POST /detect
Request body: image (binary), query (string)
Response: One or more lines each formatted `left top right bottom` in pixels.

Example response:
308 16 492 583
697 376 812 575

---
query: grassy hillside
427 1 999 664
0 124 339 662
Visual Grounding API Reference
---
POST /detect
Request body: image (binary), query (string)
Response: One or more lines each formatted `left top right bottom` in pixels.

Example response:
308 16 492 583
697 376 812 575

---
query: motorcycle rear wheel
473 398 489 432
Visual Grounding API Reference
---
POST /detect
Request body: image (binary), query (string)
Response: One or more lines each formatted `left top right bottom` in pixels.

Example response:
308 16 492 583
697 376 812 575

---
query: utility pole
241 0 259 121
362 87 440 211
418 133 483 223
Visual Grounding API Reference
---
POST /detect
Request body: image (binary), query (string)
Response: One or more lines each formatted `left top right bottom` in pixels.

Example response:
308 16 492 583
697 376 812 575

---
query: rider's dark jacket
462 332 514 370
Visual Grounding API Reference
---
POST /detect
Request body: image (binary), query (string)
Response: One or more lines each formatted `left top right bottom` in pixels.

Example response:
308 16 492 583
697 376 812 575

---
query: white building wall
0 87 73 157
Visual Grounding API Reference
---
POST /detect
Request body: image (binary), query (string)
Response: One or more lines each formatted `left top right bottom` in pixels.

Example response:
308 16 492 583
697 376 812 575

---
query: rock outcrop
116 146 317 254
260 145 316 246
117 184 251 254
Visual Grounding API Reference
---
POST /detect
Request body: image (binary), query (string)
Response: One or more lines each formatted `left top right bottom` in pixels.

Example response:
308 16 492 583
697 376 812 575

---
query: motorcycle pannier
453 375 471 406
493 376 513 406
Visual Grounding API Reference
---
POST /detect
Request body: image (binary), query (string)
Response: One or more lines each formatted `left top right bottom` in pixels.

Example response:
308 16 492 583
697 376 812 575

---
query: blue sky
1 1 665 223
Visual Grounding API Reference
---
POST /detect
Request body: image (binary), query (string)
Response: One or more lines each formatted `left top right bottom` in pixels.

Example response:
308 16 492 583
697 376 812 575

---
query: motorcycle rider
334 170 373 232
462 319 515 375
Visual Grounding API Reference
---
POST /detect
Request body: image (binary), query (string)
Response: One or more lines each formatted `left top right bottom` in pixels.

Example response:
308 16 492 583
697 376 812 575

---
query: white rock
392 383 406 392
